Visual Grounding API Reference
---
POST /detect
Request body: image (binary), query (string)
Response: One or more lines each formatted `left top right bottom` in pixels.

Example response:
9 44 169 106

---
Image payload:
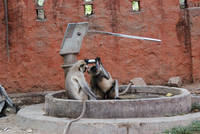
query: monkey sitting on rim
64 60 97 134
87 57 119 99
86 57 133 100
65 60 97 100
88 65 119 99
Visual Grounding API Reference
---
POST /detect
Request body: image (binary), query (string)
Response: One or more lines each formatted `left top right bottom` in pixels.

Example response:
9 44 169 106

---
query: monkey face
88 65 99 76
77 60 88 73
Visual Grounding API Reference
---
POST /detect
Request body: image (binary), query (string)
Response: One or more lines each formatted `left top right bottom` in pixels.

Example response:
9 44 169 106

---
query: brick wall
0 0 199 93
188 7 200 81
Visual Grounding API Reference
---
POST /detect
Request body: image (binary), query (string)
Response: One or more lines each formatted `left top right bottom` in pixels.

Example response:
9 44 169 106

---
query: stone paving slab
0 114 44 134
17 104 200 134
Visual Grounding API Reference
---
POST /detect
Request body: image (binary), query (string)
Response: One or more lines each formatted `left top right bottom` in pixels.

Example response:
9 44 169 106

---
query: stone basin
44 86 191 118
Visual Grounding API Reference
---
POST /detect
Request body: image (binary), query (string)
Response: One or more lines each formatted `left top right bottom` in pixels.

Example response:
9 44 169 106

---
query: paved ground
0 114 43 134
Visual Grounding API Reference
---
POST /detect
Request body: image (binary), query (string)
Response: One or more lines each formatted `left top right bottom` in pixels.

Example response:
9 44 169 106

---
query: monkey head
73 60 88 73
88 65 100 76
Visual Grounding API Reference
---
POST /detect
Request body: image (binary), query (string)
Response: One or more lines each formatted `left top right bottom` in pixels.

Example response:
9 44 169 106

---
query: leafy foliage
37 0 45 6
191 103 200 112
179 0 186 8
132 1 140 11
85 4 93 16
163 121 200 134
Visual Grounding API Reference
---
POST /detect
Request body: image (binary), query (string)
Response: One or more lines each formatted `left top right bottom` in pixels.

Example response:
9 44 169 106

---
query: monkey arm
100 64 110 79
77 75 97 100
0 101 6 113
0 85 14 108
90 79 104 99
81 82 97 100
95 57 110 80
0 85 18 113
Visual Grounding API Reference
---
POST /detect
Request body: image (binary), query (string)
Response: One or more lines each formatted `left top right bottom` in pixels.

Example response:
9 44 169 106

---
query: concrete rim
45 86 191 118
46 86 190 102
17 104 200 134
191 94 200 104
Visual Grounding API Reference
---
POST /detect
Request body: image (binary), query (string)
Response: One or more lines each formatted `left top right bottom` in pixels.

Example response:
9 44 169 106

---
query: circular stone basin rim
45 85 191 118
46 85 190 102
16 104 200 134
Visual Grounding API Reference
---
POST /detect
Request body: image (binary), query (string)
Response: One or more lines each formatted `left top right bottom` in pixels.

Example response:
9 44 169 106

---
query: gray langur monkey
87 57 133 99
88 64 119 99
88 65 133 99
0 85 19 117
85 57 119 99
64 60 97 134
65 60 97 100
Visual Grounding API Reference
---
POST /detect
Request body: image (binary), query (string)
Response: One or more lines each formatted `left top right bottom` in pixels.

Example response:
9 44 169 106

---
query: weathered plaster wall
0 0 198 93
185 0 200 82
188 7 200 82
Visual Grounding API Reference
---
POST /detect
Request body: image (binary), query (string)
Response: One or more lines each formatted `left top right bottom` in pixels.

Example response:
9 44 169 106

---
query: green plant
132 1 140 11
163 121 200 134
191 103 200 112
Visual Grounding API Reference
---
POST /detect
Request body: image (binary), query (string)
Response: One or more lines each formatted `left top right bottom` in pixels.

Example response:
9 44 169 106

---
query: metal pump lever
60 22 162 56
60 22 162 74
88 30 162 42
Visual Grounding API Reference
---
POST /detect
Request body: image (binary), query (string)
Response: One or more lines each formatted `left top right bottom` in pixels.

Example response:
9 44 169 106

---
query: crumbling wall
188 8 200 82
0 0 198 93
187 0 200 82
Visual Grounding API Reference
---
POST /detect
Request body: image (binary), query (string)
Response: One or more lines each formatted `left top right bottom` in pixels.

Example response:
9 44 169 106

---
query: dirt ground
0 83 200 134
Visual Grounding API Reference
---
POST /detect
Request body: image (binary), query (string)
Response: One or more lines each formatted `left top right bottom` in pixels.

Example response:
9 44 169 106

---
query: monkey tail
63 100 87 134
119 83 133 95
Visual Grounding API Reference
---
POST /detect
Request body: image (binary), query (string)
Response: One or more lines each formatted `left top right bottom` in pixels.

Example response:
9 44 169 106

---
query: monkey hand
84 59 89 64
95 57 101 63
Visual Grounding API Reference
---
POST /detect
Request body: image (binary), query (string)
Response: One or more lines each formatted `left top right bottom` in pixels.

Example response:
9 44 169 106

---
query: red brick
0 0 199 93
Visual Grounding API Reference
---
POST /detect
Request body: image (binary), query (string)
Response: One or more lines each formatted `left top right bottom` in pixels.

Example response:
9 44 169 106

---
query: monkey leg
114 80 119 99
93 88 104 100
106 80 120 99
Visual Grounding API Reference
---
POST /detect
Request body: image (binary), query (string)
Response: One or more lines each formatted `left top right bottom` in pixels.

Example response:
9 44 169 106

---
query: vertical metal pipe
3 0 10 60
61 54 77 77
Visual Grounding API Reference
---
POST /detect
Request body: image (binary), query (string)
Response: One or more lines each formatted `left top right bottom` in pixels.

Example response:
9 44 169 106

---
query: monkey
64 60 97 134
65 60 97 100
88 64 133 99
88 65 119 99
0 85 19 117
85 57 110 80
85 57 119 99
